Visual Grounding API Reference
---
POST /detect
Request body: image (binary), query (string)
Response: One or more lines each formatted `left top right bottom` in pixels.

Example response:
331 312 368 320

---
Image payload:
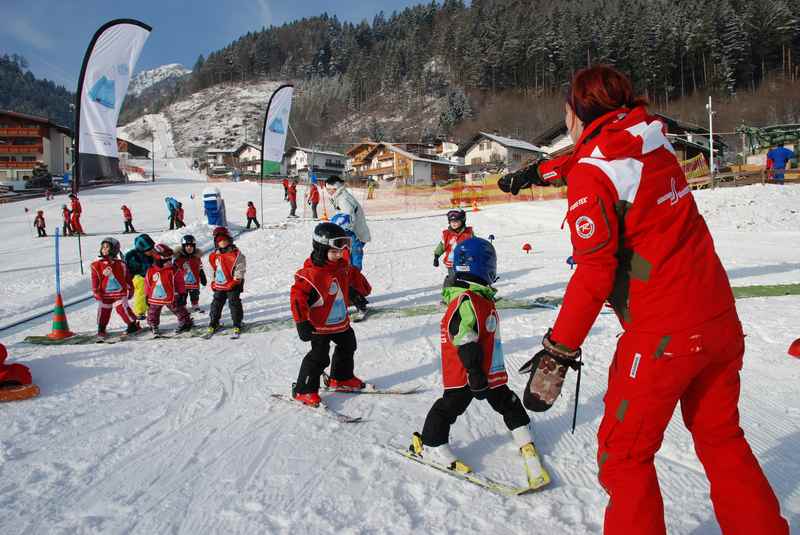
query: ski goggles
447 210 465 221
313 234 352 250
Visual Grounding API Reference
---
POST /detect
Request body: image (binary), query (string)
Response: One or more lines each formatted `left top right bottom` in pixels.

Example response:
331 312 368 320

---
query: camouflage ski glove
519 329 582 412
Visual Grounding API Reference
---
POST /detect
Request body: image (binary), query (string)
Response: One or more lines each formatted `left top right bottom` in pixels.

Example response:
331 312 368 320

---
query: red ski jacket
71 197 82 215
440 291 507 390
91 257 131 300
246 205 256 218
308 185 320 205
441 226 474 268
291 257 371 334
287 183 297 202
122 206 132 220
550 106 735 349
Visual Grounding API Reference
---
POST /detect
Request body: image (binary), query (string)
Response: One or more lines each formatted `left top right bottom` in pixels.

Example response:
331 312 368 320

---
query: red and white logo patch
575 216 595 239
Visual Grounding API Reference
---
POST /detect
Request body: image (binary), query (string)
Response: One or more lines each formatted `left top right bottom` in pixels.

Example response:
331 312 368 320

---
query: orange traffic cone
47 293 74 340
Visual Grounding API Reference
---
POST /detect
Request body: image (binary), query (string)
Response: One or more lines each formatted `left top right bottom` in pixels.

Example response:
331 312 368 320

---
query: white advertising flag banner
260 84 294 175
76 19 150 183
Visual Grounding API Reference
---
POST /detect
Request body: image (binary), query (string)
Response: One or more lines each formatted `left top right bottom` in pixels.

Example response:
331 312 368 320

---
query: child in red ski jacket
433 209 474 291
174 234 207 312
290 222 372 406
121 205 136 233
246 201 260 229
90 237 140 338
33 210 46 237
61 205 72 236
144 243 192 336
411 237 548 489
206 227 246 336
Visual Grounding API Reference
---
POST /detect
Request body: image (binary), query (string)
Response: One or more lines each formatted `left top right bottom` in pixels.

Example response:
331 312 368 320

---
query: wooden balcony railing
0 127 43 137
0 160 41 169
0 144 43 154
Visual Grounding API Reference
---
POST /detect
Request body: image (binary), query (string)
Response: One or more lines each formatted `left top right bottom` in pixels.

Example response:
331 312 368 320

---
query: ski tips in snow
270 393 363 423
390 445 544 497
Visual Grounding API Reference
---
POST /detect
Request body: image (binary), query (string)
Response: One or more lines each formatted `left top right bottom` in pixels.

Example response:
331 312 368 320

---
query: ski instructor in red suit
500 65 788 535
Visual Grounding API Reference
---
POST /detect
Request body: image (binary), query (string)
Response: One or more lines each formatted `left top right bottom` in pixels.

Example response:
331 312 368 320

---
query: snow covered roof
206 148 237 154
375 143 456 166
454 132 544 157
286 146 347 158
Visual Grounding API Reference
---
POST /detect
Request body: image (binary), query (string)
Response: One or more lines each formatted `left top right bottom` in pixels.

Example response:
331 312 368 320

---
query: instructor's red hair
567 65 648 126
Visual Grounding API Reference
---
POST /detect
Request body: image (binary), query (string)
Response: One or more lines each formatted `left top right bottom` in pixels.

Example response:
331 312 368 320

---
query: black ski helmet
447 209 466 225
181 234 196 251
311 222 350 266
99 237 121 258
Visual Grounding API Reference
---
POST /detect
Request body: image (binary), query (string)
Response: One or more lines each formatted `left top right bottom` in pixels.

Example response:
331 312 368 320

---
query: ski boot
150 326 160 337
96 330 108 342
512 426 550 489
411 432 472 474
326 375 366 391
126 321 142 335
174 322 193 334
231 327 241 339
291 383 321 407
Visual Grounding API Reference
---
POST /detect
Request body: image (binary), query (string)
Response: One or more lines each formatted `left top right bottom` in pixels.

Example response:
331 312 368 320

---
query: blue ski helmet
452 237 498 285
330 212 353 231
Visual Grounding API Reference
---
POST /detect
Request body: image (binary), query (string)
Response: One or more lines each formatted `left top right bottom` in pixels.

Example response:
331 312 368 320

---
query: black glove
296 320 314 342
498 161 548 195
433 256 440 267
519 329 582 413
467 369 489 399
199 270 207 286
350 291 368 312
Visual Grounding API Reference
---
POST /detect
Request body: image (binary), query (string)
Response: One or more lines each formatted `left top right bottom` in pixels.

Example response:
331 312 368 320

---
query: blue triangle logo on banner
268 116 285 134
89 76 116 109
105 273 122 292
326 286 347 325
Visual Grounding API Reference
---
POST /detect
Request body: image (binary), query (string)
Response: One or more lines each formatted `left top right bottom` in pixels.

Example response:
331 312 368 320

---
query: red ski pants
97 298 136 332
597 309 788 535
71 213 84 234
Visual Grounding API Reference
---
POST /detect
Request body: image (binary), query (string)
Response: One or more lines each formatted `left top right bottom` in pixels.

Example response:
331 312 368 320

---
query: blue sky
1 0 426 90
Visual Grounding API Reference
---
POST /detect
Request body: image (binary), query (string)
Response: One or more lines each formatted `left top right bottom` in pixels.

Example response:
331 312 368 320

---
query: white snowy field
1 163 799 533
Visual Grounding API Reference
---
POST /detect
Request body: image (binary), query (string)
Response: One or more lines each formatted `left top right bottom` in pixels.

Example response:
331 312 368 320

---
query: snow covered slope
121 80 283 159
128 64 191 98
0 177 798 533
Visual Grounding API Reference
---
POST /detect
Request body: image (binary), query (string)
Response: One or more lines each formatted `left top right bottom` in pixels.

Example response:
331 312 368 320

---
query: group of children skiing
90 226 246 340
77 189 546 487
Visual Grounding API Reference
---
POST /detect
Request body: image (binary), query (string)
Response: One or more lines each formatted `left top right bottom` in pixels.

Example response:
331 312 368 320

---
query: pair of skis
270 381 423 423
392 444 550 496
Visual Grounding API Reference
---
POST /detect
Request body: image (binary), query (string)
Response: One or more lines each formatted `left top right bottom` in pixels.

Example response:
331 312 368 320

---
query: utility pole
706 96 716 182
